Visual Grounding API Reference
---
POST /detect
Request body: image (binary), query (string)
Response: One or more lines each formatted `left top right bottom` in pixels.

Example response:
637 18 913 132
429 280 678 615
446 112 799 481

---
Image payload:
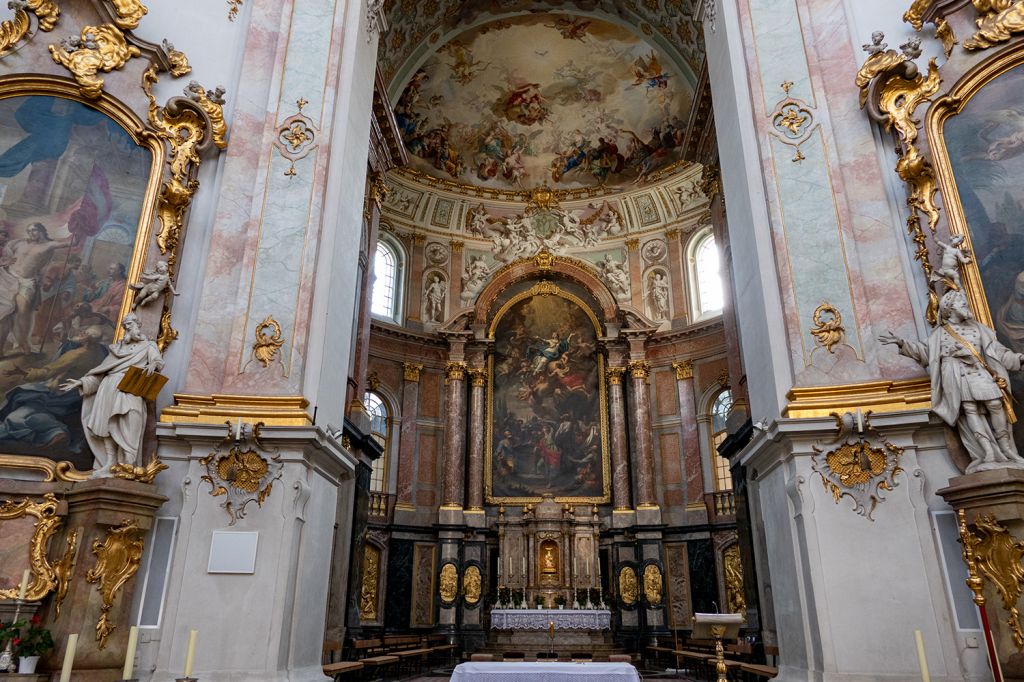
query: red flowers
12 638 20 646
29 615 41 626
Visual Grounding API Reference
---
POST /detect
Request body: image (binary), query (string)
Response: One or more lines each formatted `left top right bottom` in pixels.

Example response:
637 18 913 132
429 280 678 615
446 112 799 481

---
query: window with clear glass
364 391 388 493
371 241 399 320
711 390 734 491
695 234 724 315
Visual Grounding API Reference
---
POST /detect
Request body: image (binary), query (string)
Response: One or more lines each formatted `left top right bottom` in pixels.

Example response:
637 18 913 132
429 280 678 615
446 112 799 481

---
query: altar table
451 662 639 682
490 609 612 631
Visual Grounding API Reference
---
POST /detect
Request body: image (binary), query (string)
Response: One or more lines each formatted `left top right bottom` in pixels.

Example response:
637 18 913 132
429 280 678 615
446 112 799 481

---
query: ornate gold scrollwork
200 429 283 525
439 562 458 604
724 545 747 614
0 494 65 601
109 0 148 30
0 0 59 54
606 366 626 386
965 1 1024 50
85 519 145 649
959 511 1024 648
618 566 638 606
463 565 482 605
810 302 845 353
444 361 467 383
48 24 141 99
672 360 694 380
403 362 423 382
628 360 650 381
359 545 380 621
109 457 168 483
643 564 662 604
902 2 957 57
52 528 79 619
251 316 285 368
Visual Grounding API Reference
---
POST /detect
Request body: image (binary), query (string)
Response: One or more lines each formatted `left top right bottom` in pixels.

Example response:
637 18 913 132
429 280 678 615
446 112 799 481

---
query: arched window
691 231 724 317
371 239 402 321
711 389 734 491
364 391 389 493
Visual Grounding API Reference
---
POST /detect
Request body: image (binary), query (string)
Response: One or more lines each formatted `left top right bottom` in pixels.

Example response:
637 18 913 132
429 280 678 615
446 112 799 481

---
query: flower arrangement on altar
4 615 54 673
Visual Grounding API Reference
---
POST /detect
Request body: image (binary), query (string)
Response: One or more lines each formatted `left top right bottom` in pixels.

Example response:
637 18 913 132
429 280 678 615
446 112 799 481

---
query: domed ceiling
393 13 694 191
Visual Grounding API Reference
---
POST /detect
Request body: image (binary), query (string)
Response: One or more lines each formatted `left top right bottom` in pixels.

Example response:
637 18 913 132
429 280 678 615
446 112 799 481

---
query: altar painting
0 94 152 468
487 288 609 502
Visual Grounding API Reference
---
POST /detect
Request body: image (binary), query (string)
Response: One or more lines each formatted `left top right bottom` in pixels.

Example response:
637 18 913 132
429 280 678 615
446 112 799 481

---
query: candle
573 555 577 578
235 418 242 440
856 408 864 434
914 630 930 682
123 626 139 679
184 629 198 677
17 568 29 601
59 633 78 682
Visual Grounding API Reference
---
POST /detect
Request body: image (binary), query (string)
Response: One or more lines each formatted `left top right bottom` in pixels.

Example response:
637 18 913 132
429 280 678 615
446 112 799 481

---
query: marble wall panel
664 543 692 628
660 433 683 486
697 357 728 394
411 542 436 627
385 539 414 630
655 369 679 416
687 538 717 615
418 431 438 484
420 371 441 418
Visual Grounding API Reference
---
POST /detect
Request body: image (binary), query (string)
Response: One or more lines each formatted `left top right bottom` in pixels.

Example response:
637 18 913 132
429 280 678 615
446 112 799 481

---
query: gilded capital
628 360 650 380
606 366 627 385
625 238 640 252
450 240 464 253
403 362 424 382
665 228 680 240
445 361 467 382
672 360 694 380
412 233 426 246
468 368 487 387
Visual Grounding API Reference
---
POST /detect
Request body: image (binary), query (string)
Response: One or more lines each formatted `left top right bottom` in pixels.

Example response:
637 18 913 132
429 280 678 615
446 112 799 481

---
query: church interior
2 0 1024 681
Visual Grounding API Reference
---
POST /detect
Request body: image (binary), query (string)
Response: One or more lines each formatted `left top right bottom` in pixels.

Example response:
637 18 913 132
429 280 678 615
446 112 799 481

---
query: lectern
692 613 743 682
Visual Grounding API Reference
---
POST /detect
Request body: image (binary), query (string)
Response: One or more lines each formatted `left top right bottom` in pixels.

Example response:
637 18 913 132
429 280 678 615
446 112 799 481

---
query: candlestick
59 633 78 682
123 625 139 679
184 629 198 677
914 630 930 682
17 568 29 601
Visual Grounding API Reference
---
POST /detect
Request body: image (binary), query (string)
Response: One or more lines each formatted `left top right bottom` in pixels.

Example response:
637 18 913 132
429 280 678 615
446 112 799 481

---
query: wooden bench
360 654 400 677
740 662 779 679
321 661 363 680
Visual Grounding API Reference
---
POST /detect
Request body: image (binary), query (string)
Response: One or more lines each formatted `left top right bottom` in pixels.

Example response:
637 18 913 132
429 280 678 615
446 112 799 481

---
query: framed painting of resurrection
0 80 160 470
485 282 610 503
930 52 1024 451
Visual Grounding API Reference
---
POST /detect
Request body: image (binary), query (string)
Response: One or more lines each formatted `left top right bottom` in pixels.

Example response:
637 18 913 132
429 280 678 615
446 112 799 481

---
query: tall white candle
184 629 198 677
17 568 29 601
123 626 139 679
235 418 242 440
856 408 864 434
914 630 930 682
59 633 78 682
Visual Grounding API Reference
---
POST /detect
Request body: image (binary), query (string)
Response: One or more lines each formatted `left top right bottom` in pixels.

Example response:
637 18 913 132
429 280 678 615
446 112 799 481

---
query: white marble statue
60 313 164 476
596 253 630 298
461 255 490 301
880 290 1024 473
648 271 670 320
130 260 178 309
424 273 446 322
930 235 972 290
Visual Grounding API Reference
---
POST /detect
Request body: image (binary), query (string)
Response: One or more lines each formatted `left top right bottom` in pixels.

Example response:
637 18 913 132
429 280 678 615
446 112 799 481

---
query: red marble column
441 361 467 508
629 360 657 507
396 362 422 508
672 360 703 506
607 366 632 510
665 228 687 323
450 240 464 307
466 367 487 510
626 238 643 310
405 234 426 322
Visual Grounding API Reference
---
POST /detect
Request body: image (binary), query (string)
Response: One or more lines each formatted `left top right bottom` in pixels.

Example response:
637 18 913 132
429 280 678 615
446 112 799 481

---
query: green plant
534 594 544 606
554 594 566 606
10 616 54 657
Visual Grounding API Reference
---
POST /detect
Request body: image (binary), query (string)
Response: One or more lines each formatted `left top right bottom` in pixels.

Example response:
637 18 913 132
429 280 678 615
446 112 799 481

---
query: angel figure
630 51 670 91
648 271 670 320
130 261 178 309
862 31 887 55
929 234 972 290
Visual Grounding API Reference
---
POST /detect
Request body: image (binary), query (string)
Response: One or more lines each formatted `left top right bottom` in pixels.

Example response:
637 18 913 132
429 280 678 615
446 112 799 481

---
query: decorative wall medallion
200 424 283 525
0 494 63 601
643 564 663 604
439 562 458 604
251 315 285 369
723 545 746 614
49 24 141 99
425 242 449 265
85 518 145 649
810 302 845 353
773 102 811 139
959 511 1024 647
273 98 318 177
463 565 482 605
619 566 638 606
641 239 667 264
811 412 904 520
0 0 59 54
359 545 380 621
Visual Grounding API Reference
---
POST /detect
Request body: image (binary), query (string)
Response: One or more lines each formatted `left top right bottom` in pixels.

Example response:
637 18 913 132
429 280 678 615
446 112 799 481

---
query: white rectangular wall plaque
208 531 259 574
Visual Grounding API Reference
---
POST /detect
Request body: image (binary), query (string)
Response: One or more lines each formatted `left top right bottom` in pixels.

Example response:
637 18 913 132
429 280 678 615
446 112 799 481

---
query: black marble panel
687 538 717 615
385 539 414 630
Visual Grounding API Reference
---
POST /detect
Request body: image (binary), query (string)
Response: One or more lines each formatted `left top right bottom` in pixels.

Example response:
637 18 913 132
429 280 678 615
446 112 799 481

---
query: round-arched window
694 233 723 316
364 391 388 492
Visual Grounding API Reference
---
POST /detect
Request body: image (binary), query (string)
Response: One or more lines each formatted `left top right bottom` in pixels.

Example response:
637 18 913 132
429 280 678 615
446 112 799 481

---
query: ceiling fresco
393 13 694 191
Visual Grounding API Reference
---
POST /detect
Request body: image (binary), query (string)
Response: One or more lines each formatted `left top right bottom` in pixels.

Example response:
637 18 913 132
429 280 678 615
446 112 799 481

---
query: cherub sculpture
862 31 887 55
930 234 972 290
130 261 178 309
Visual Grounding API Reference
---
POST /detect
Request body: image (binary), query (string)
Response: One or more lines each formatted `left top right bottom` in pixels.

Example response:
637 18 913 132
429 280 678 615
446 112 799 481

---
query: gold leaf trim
0 493 63 601
0 0 59 54
84 518 145 649
959 511 1024 648
48 24 141 99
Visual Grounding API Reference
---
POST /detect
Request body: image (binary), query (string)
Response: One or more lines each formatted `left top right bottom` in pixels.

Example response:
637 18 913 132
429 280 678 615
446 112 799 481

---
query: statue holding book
60 312 166 477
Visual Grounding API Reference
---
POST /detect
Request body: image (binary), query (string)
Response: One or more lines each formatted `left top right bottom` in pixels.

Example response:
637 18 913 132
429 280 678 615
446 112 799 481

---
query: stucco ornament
881 290 1024 473
60 313 165 477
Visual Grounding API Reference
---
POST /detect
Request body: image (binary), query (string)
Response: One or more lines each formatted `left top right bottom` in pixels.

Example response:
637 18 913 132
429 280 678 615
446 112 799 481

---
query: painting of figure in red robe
0 95 150 468
488 290 608 502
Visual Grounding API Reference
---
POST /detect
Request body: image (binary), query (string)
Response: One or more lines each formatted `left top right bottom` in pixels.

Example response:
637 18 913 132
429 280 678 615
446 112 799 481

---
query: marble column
626 238 643 310
441 361 467 509
607 366 631 510
629 360 657 510
346 178 383 412
450 240 464 305
466 367 487 511
406 234 426 323
396 362 423 509
671 360 703 507
664 228 687 323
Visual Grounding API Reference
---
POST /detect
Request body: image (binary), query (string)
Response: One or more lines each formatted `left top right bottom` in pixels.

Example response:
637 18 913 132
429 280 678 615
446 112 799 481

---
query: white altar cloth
451 662 639 682
490 609 612 631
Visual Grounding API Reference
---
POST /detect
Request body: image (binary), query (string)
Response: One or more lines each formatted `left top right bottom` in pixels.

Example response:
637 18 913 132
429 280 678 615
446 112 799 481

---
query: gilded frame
484 281 612 505
0 493 66 601
0 75 165 479
926 42 1024 327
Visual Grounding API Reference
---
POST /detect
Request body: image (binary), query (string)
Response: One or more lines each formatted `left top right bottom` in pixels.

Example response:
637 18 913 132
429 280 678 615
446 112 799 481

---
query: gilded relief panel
411 542 436 627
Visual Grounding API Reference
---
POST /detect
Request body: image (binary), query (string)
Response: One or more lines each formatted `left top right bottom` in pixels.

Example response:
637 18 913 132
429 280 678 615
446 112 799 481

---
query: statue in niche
596 253 630 298
461 256 490 301
929 235 972 291
424 273 446 323
130 260 177 309
648 271 670 320
880 290 1024 473
60 313 165 477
